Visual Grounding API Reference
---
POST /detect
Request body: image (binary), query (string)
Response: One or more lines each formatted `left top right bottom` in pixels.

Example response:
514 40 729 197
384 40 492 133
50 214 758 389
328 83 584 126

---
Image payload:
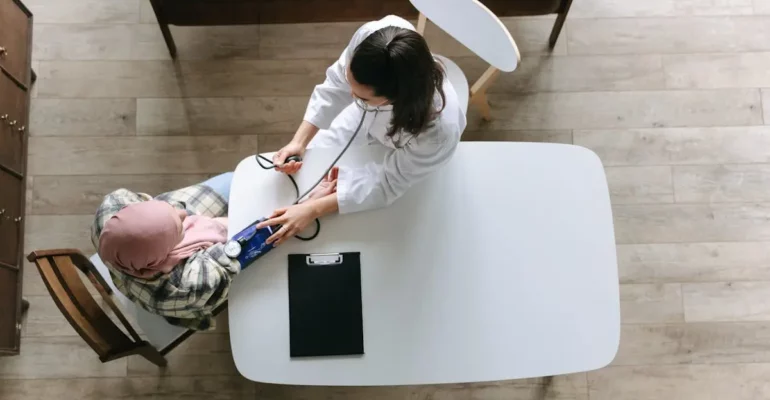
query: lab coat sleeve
335 135 458 214
302 24 372 129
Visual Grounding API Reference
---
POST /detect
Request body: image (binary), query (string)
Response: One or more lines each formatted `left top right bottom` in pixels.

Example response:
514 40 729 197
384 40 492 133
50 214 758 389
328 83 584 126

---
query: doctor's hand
258 203 318 246
273 141 306 174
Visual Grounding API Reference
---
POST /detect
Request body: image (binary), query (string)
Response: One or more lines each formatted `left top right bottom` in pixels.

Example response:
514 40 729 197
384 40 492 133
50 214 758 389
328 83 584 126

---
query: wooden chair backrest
411 0 520 72
27 249 143 359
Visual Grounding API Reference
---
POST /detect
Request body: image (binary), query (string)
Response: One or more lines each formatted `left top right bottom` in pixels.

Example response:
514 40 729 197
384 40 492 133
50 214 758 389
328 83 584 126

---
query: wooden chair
411 0 521 121
26 249 199 366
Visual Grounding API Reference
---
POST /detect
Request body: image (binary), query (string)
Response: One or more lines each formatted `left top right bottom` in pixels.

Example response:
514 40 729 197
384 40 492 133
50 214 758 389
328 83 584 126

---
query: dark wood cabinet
0 0 32 357
0 0 31 84
149 0 573 57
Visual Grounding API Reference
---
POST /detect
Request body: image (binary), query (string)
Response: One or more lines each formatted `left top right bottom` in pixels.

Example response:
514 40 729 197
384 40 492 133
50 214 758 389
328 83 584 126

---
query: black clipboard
288 252 364 358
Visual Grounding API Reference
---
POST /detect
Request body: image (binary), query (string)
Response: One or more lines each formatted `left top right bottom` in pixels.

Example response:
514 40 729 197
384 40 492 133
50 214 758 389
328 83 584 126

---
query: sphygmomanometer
225 101 381 268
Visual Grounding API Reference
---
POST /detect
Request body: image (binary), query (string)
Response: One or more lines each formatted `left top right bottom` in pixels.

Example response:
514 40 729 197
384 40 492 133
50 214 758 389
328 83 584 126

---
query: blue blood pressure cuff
224 218 275 269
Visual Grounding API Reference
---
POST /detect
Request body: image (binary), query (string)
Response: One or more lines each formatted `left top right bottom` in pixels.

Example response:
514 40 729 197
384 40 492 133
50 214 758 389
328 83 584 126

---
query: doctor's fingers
262 216 287 232
274 226 300 246
271 223 302 245
267 225 289 244
276 161 302 174
256 212 287 229
288 161 303 173
272 150 287 164
285 160 299 172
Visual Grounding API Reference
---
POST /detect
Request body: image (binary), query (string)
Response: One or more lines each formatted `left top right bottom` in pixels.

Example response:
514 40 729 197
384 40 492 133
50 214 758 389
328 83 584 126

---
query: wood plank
588 364 770 400
620 284 684 323
127 334 238 376
618 242 770 283
25 176 33 213
674 164 770 203
23 0 140 24
567 16 770 55
21 295 79 337
24 215 95 255
575 126 770 166
664 53 770 88
683 282 770 322
0 376 255 400
571 0 754 17
23 260 49 296
0 336 127 378
27 136 260 175
257 373 588 400
37 60 329 98
461 130 573 144
454 55 666 93
19 215 102 298
258 133 295 153
613 203 770 244
132 24 261 60
606 166 674 205
137 97 307 136
30 61 39 98
473 90 761 131
30 174 212 215
30 99 136 137
173 60 328 97
140 0 156 23
33 24 135 61
614 322 770 365
22 214 100 296
259 21 362 59
37 61 181 98
31 23 262 61
135 98 191 136
757 0 770 14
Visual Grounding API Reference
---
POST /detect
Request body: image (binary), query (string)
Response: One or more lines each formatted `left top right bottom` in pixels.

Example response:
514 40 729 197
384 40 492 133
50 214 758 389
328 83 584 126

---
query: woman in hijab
91 172 336 330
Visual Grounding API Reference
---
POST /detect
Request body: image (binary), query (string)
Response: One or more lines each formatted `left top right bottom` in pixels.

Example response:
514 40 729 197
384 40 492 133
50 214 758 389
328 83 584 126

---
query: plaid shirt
91 184 240 331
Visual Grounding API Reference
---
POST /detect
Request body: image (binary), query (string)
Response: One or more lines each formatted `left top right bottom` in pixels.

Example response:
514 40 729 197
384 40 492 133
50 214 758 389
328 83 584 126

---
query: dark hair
350 26 446 139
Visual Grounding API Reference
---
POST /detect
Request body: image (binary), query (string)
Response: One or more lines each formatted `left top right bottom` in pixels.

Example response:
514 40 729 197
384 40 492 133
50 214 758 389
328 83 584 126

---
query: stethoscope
246 98 385 242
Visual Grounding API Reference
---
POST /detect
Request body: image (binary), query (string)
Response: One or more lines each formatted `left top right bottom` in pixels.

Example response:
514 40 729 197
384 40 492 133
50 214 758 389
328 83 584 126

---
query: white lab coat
303 15 467 214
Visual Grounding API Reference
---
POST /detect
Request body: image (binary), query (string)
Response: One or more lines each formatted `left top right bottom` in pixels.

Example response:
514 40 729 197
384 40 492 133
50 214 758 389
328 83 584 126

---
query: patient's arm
307 193 339 218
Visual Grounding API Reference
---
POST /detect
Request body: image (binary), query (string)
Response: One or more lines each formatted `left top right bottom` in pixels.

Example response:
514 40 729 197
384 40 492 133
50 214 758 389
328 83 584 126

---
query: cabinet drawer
0 71 27 173
0 0 31 84
0 171 22 267
0 266 21 354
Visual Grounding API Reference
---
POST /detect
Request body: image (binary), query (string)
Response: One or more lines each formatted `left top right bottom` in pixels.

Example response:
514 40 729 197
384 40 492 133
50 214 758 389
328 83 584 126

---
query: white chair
412 0 521 119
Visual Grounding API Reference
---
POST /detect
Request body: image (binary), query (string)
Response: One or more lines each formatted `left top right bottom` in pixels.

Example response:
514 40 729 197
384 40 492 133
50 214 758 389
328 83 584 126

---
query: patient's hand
303 167 338 202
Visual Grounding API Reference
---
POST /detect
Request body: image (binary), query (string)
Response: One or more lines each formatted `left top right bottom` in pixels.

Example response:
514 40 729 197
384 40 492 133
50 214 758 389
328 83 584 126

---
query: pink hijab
98 200 227 279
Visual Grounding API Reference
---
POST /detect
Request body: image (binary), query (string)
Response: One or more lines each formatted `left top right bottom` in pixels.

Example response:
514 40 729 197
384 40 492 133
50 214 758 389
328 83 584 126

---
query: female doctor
257 15 467 245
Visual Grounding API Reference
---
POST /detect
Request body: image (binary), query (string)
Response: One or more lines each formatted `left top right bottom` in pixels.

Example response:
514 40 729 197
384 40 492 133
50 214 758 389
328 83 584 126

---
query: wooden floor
3 0 770 398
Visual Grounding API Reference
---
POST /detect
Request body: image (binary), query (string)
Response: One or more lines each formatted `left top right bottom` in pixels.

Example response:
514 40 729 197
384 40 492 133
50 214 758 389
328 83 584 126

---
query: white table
227 142 619 386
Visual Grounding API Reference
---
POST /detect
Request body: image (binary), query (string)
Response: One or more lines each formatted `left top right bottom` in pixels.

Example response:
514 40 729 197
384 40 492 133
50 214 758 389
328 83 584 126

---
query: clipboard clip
306 253 343 266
